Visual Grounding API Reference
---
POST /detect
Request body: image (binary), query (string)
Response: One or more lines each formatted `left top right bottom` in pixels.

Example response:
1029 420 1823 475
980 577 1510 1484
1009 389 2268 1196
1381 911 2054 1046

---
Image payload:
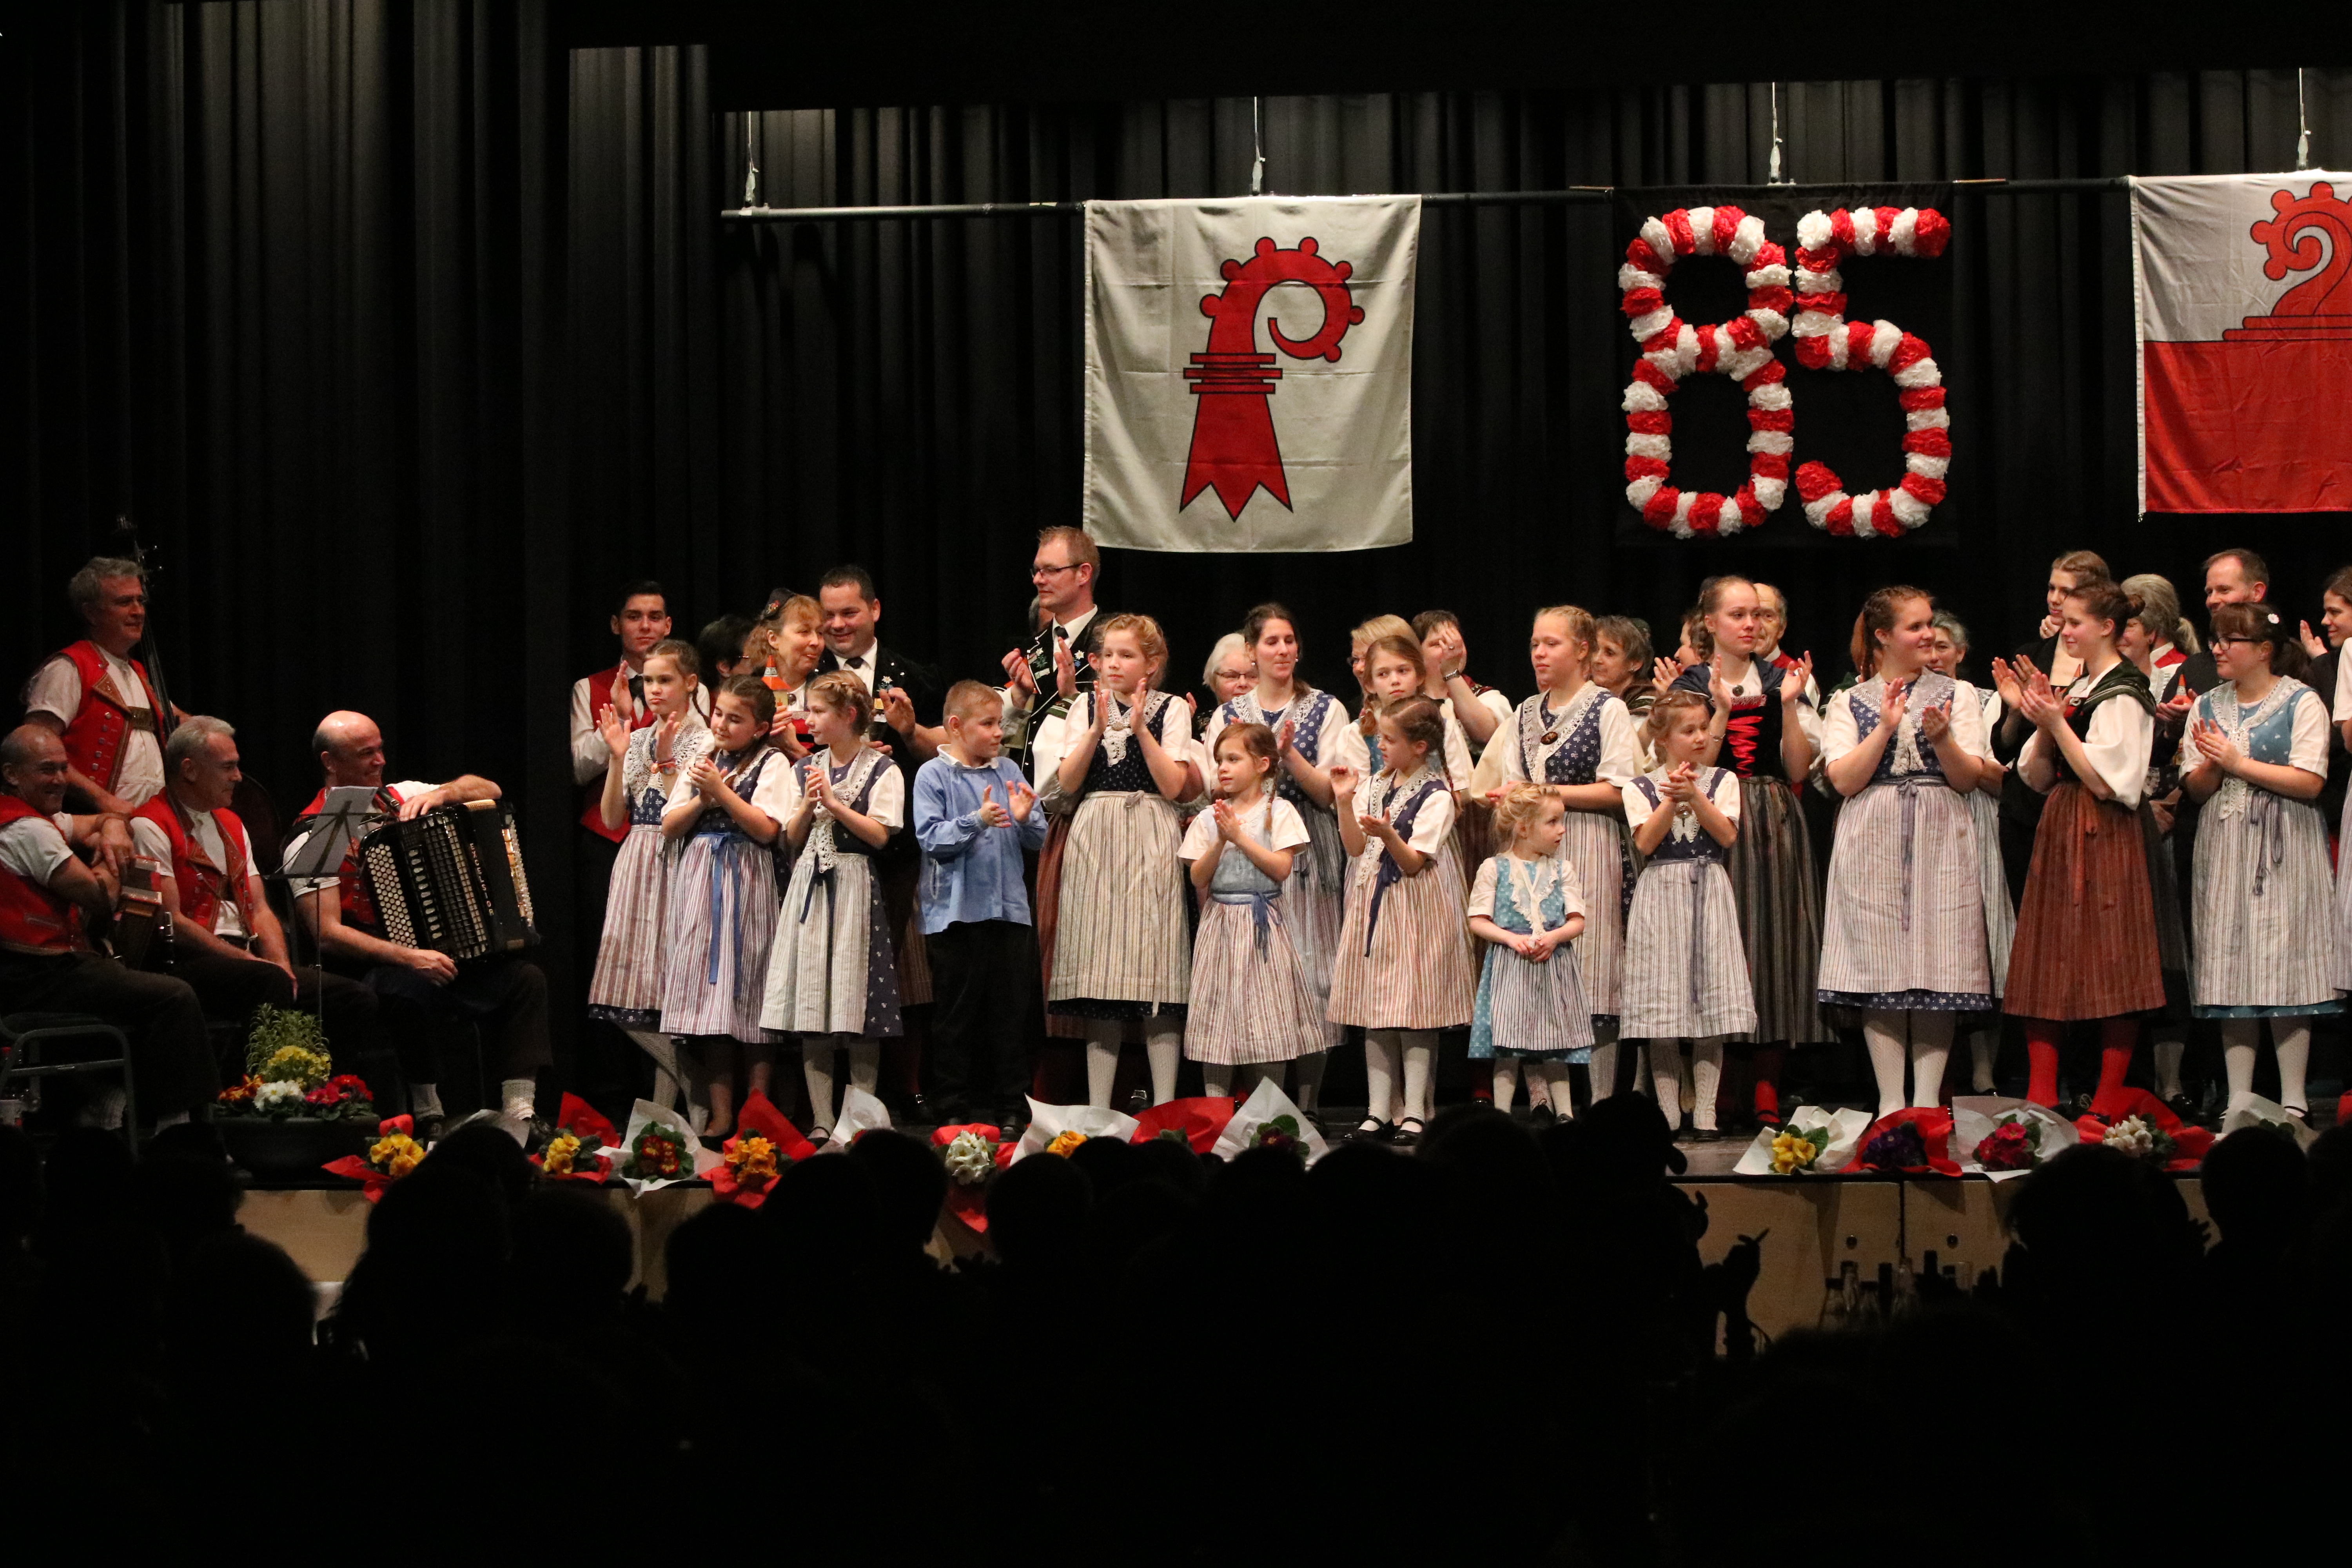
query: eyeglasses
2212 636 2267 648
1031 563 1080 580
1212 668 1251 683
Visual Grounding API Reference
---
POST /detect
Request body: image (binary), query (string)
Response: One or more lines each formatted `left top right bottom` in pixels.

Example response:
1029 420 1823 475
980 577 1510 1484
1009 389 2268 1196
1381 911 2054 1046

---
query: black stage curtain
10 10 2351 1048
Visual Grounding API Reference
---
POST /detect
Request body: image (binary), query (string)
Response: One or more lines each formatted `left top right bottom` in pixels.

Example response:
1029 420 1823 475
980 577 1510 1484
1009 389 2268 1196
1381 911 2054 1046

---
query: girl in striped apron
659 675 792 1140
1049 614 1194 1108
1995 580 2162 1113
1494 605 1641 1103
1926 612 2016 1096
1180 722 1327 1098
1668 575 1825 1130
1328 696 1475 1147
1360 632 1474 787
589 639 711 1118
1468 784 1593 1116
1204 604 1368 1117
2182 603 2339 1125
762 671 906 1144
1818 588 1994 1119
1621 690 1755 1140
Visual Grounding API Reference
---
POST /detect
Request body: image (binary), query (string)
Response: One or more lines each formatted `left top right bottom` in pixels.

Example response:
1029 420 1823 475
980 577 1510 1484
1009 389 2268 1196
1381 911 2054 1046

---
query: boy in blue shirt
915 680 1049 1131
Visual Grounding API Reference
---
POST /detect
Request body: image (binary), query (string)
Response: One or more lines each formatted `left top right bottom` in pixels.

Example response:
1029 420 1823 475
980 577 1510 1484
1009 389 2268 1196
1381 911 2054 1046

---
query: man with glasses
1000 526 1107 788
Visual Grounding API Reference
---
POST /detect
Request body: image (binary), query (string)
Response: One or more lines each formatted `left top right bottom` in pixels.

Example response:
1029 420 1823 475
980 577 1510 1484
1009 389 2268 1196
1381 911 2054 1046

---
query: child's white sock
2152 1036 2186 1102
2277 1023 2312 1115
1690 1037 1724 1132
1540 1060 1575 1120
1294 1049 1327 1113
1864 1011 1907 1119
2221 1018 2259 1116
1202 1062 1234 1099
1649 1040 1684 1116
1083 1022 1121 1108
1969 1029 1999 1094
1363 1031 1402 1124
500 1077 538 1122
410 1082 444 1118
847 1037 880 1099
1145 1023 1181 1106
1492 1059 1519 1115
1909 1011 1953 1109
802 1040 838 1132
1401 1030 1437 1123
1589 1040 1621 1102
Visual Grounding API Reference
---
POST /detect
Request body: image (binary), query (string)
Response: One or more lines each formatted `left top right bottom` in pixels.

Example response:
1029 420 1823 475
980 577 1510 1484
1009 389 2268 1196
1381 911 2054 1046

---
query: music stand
269 786 385 1042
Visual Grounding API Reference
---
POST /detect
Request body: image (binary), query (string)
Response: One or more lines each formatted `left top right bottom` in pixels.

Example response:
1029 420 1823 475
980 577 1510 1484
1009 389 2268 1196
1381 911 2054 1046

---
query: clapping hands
2189 717 2243 774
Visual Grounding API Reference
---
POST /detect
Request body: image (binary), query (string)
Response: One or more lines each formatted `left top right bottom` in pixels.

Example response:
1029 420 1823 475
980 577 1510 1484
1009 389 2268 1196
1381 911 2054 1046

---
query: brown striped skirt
2003 782 2166 1021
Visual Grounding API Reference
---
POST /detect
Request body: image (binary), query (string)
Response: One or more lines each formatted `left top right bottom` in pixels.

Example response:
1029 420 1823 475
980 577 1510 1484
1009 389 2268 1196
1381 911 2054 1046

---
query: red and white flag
2132 173 2352 512
1083 196 1419 552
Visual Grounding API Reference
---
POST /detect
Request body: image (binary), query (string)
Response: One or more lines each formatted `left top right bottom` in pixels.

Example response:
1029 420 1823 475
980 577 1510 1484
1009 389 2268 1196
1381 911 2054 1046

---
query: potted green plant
212 1005 378 1175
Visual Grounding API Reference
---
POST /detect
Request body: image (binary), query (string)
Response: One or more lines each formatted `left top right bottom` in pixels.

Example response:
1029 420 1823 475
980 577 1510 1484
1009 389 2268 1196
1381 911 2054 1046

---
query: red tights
2023 1018 2138 1112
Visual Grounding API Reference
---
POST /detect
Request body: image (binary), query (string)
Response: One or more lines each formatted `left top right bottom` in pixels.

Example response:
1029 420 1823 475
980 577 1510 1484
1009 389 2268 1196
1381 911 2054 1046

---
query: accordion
356 800 538 961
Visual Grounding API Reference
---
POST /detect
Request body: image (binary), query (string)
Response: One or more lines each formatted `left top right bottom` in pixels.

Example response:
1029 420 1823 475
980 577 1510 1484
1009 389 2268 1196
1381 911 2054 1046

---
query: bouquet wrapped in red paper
532 1093 620 1183
321 1113 428 1201
2072 1089 2212 1171
1844 1107 1962 1176
932 1122 1016 1232
1127 1096 1236 1155
710 1092 815 1208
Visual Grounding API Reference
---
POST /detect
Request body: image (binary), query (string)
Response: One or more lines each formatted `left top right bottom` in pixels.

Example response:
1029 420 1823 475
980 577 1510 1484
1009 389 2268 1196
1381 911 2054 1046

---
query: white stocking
2152 1036 2186 1102
1863 1010 1908 1118
847 1037 880 1099
1492 1059 1520 1115
1969 1028 1999 1094
1588 1040 1622 1102
1539 1060 1575 1120
1201 1062 1235 1099
2276 1023 2312 1115
2221 1018 2259 1116
1908 1011 1953 1109
1083 1021 1122 1108
802 1039 838 1132
1145 1022 1182 1107
625 1028 686 1113
1649 1040 1685 1120
1363 1031 1402 1124
1690 1036 1724 1131
1401 1030 1437 1123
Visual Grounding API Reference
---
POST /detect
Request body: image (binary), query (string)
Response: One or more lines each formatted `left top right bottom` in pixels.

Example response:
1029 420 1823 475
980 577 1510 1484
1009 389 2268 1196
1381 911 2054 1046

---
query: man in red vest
130 715 378 1063
23 556 181 815
282 711 550 1132
0 724 215 1128
566 579 670 1109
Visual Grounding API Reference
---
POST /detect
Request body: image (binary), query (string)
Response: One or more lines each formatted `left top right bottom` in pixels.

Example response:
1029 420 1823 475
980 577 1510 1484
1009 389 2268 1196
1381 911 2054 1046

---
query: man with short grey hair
131 716 379 1063
24 555 180 815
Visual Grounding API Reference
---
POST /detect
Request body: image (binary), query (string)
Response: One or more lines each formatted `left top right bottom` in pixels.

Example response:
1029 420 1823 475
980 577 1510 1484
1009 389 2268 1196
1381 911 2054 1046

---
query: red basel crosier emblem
1181 236 1365 519
2227 182 2352 341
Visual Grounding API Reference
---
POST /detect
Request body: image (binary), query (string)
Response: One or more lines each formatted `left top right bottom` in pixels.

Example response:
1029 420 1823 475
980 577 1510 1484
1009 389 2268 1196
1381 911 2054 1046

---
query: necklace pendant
1731 682 1746 697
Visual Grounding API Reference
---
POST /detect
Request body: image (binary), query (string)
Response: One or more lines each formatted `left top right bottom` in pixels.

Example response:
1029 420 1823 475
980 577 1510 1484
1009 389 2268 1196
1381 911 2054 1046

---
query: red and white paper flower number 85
1620 205 1951 539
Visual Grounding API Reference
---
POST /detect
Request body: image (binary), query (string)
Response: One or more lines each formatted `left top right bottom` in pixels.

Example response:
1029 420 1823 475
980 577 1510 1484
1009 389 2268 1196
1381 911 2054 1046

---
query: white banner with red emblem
1082 196 1419 553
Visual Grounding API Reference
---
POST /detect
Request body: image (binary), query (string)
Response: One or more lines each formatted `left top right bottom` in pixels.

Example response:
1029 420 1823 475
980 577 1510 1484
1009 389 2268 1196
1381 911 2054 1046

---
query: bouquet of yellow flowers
1767 1125 1828 1174
1044 1129 1089 1158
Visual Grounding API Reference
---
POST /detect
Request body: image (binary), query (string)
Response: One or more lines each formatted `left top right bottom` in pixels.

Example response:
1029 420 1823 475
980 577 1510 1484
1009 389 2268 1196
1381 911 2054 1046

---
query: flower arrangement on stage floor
532 1094 619 1183
1767 1125 1828 1174
933 1123 1017 1232
2071 1089 2211 1171
1974 1119 2040 1172
320 1113 428 1201
2100 1115 2177 1165
1845 1108 1962 1176
1733 1105 1869 1176
708 1092 814 1208
609 1098 727 1196
1950 1097 2077 1180
1044 1130 1088 1158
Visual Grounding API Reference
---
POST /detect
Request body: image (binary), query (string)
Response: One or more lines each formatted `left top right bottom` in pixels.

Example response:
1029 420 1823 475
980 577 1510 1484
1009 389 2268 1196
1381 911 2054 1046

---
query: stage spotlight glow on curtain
1083 196 1420 552
2132 172 2352 513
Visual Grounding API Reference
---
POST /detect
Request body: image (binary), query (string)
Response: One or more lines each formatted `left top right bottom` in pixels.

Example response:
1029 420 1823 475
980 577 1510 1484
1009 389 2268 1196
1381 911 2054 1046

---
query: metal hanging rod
719 179 2130 223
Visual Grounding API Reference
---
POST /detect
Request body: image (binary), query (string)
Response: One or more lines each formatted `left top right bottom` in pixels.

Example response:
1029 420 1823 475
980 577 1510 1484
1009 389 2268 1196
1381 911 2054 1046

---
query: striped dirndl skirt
1467 941 1595 1061
1327 845 1477 1031
761 848 904 1039
1184 893 1327 1064
1725 776 1828 1044
1561 808 1626 1023
587 823 673 1027
1815 779 1992 1011
2190 789 2343 1016
1283 806 1348 1051
1621 859 1757 1040
1048 790 1191 1017
1964 787 2016 997
658 833 780 1040
2003 782 2165 1021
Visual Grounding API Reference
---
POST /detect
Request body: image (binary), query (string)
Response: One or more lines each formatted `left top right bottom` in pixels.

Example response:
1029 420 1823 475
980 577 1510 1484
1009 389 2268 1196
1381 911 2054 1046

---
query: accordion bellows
358 800 537 961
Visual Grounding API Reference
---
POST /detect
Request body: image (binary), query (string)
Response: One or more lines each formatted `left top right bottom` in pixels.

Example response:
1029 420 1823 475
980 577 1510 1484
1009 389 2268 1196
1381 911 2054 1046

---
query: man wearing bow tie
1000 526 1106 789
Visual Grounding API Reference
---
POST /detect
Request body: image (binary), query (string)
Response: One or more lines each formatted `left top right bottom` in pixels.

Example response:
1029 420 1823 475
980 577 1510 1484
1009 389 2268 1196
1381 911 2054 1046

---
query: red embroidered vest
0 795 83 955
132 793 259 936
579 661 658 843
55 641 164 796
294 784 405 936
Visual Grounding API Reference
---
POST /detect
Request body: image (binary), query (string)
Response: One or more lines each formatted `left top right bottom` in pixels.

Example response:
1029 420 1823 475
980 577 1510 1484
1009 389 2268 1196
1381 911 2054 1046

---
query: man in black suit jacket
814 564 941 777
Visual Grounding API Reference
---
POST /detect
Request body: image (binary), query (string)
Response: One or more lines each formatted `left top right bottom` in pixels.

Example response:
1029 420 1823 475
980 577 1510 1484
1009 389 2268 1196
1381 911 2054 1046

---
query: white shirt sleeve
1030 708 1072 792
747 758 798 826
1554 855 1588 924
1947 683 1988 760
1495 705 1529 784
1442 710 1474 792
865 764 907 831
1708 768 1745 823
1466 856 1499 918
1405 785 1456 854
1478 688 1514 726
24 656 83 724
0 816 76 880
1321 705 1369 779
2337 650 2352 723
1622 777 1656 832
2080 699 2154 809
1156 698 1194 754
129 817 172 869
1178 809 1218 861
1265 797 1311 850
1595 699 1639 787
2290 686 2330 777
1819 688 1860 766
570 675 608 786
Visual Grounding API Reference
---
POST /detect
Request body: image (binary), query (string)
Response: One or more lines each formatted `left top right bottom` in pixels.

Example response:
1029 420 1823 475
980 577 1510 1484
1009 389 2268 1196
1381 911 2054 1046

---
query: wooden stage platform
238 1168 2216 1344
